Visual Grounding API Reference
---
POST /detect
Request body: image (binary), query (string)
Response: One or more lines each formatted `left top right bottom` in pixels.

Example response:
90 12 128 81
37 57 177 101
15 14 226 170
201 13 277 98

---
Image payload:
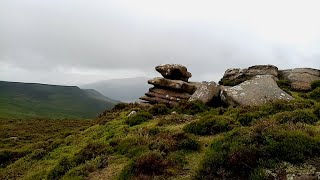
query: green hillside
0 85 319 179
0 81 119 119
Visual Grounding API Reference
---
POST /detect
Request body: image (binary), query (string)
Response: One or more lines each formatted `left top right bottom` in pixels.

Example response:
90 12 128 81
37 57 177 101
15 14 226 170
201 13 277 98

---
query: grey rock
127 111 137 117
189 81 220 104
148 77 197 94
220 65 279 85
280 68 320 91
220 75 293 106
155 64 192 82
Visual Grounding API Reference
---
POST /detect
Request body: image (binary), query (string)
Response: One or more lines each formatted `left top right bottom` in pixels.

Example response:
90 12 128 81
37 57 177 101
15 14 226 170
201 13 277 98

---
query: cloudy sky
1 0 320 85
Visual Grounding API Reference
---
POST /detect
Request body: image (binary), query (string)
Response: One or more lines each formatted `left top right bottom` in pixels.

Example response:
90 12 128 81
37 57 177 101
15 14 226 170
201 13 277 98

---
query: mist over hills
80 77 151 102
0 81 119 119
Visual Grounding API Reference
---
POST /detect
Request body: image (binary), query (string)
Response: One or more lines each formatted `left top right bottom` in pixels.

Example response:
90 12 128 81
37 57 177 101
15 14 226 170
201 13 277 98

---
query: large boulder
220 75 293 106
189 81 220 104
155 64 192 82
148 77 197 94
280 68 320 91
219 65 279 86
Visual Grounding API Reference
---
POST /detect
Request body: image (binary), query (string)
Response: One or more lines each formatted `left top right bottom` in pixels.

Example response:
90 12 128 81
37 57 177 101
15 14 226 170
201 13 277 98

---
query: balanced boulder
155 64 192 82
220 75 293 106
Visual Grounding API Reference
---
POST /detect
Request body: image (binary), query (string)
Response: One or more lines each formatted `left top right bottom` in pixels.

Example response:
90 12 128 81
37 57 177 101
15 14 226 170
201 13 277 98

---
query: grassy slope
0 87 320 179
0 81 119 119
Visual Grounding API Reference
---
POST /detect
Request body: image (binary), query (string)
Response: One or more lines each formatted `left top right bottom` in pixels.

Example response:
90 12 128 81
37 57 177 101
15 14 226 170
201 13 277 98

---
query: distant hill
80 77 151 102
0 81 119 119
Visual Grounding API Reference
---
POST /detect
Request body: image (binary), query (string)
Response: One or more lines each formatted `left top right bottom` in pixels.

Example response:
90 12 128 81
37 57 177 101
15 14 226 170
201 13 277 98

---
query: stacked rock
140 64 197 106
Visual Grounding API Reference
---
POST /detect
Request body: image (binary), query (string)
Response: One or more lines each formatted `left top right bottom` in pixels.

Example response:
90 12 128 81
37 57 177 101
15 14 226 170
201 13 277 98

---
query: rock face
189 81 220 104
220 75 293 106
155 64 192 82
140 64 220 105
280 68 320 91
220 65 279 86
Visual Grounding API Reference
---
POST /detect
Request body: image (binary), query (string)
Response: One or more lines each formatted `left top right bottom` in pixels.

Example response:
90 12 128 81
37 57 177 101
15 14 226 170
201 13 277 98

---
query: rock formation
220 75 293 106
140 64 319 107
140 64 197 106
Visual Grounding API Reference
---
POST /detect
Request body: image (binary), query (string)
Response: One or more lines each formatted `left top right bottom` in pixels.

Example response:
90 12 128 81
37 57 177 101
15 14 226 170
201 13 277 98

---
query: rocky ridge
140 64 320 107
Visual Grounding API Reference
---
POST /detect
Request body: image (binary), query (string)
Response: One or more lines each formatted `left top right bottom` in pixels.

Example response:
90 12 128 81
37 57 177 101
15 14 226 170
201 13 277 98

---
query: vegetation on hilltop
0 81 320 179
0 81 119 119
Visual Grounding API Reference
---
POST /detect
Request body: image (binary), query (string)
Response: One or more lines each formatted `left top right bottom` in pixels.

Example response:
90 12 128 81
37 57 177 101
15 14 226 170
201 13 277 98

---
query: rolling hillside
80 77 151 102
0 81 119 119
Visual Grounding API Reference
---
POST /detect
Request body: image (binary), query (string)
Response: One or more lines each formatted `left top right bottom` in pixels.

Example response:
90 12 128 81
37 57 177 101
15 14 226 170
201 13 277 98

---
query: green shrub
178 138 200 151
311 80 320 90
237 112 263 126
195 123 320 179
148 127 160 136
30 148 47 160
249 168 267 180
125 111 153 126
276 80 292 94
274 110 318 124
308 87 320 101
47 157 75 180
0 150 29 168
313 106 320 119
148 104 170 116
183 115 234 135
112 103 128 111
174 100 210 115
74 142 108 165
116 136 147 157
119 151 173 179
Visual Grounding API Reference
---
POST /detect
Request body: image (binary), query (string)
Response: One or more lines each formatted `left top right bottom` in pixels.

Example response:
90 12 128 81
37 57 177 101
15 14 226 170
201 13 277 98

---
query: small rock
127 111 137 117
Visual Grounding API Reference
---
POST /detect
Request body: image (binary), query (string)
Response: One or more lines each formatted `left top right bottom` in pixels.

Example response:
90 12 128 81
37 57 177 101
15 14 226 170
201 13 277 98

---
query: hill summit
1 64 320 180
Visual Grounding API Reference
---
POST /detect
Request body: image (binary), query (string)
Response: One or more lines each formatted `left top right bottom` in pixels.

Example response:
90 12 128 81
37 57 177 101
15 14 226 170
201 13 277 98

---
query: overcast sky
1 0 320 85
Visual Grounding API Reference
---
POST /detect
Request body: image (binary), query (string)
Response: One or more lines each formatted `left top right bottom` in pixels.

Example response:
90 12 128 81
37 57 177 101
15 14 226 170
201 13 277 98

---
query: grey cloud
0 0 319 85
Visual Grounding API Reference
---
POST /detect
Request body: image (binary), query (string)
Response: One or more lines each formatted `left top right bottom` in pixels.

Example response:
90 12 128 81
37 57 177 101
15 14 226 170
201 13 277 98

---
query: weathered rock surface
280 68 320 91
140 64 196 105
149 87 191 99
148 77 197 94
155 64 192 82
189 81 220 104
220 75 293 106
220 65 279 86
140 95 178 106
